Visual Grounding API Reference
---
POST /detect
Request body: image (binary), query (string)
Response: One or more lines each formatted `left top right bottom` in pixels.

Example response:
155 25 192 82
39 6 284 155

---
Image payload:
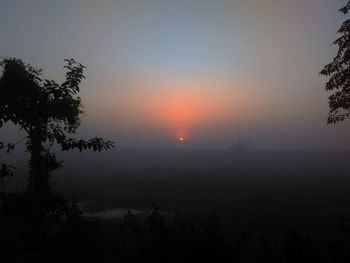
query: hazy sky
1 0 350 150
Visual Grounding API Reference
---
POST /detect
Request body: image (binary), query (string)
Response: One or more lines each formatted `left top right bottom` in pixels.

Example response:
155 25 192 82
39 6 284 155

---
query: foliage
321 1 350 124
0 164 15 199
0 58 114 194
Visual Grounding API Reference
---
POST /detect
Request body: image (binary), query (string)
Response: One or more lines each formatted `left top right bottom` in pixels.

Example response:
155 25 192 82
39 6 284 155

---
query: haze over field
1 0 350 150
3 1 350 262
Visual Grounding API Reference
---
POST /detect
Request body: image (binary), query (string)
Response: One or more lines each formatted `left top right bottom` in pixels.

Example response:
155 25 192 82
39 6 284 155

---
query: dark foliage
3 196 350 263
0 58 114 262
321 1 350 124
0 58 114 195
0 199 234 263
285 224 311 263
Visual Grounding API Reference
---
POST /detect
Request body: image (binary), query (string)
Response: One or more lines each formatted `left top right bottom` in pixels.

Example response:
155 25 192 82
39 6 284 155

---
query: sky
1 0 350 150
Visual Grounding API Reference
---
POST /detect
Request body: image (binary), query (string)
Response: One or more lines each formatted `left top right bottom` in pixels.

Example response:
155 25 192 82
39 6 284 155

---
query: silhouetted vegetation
0 58 114 196
3 192 350 263
0 58 114 262
321 1 350 124
2 0 350 257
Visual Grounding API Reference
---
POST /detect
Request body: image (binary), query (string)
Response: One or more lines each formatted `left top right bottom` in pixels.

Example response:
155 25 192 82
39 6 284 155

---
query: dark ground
56 150 350 236
3 150 350 262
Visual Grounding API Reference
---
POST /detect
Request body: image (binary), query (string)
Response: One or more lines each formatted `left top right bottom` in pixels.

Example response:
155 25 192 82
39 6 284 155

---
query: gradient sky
1 0 350 150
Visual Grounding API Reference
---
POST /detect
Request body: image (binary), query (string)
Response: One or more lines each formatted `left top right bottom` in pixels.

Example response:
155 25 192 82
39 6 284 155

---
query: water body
84 209 143 219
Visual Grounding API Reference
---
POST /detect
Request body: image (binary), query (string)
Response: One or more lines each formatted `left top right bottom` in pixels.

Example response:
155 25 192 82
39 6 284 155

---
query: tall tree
321 1 350 124
0 58 114 196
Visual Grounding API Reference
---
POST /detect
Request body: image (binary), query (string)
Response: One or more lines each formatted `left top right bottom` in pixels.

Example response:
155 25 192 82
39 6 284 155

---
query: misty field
3 150 350 262
51 150 349 235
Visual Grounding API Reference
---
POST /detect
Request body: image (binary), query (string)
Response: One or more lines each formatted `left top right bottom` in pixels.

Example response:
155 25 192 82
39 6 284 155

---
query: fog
2 0 350 151
2 0 350 261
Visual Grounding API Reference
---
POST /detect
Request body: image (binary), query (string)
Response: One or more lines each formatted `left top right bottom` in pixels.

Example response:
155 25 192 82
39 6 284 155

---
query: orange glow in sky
91 76 259 143
146 79 224 139
157 96 201 128
177 131 187 142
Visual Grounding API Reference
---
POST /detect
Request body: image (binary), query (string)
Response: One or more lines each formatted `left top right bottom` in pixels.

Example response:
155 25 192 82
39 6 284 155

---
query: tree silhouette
0 58 114 197
321 1 350 124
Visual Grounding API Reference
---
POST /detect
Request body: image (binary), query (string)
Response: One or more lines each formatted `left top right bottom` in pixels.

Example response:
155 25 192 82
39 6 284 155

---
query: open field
51 150 350 237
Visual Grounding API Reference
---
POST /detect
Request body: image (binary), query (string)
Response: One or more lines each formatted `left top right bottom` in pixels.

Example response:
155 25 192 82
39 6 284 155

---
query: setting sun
1 0 349 261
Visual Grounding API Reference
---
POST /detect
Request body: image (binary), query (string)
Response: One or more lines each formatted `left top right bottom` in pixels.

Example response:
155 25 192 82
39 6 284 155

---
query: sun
179 137 185 142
